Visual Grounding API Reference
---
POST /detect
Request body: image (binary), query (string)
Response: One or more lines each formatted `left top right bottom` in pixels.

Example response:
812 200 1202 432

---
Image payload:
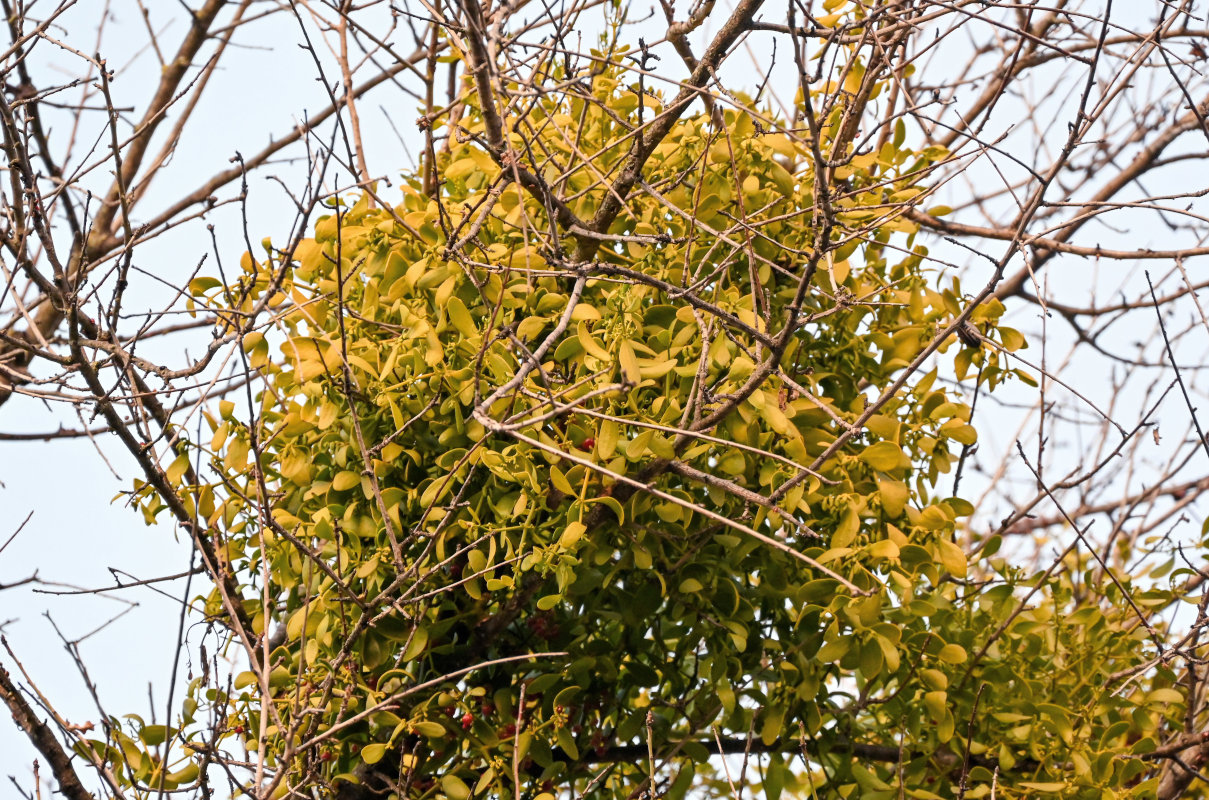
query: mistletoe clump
106 49 1180 800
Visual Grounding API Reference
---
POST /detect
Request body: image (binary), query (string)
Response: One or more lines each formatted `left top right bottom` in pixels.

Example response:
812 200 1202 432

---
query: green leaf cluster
104 39 1184 800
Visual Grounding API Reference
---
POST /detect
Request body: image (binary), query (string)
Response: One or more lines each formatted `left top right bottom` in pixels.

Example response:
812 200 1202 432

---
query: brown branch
1002 475 1209 537
993 91 1209 300
454 0 589 235
0 660 92 800
574 0 766 261
0 42 435 408
910 209 1209 261
1157 737 1209 800
93 0 228 238
559 733 1036 775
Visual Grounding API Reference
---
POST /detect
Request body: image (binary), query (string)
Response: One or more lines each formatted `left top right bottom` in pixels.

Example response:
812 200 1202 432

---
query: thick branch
93 0 228 238
574 0 766 261
0 662 92 800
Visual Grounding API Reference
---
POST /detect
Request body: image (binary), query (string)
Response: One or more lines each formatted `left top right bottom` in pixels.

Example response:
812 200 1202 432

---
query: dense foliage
88 23 1190 800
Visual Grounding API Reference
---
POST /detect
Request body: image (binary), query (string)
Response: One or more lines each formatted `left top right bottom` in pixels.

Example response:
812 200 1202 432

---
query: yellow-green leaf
877 478 909 517
412 721 445 738
442 776 471 800
446 296 477 337
619 339 641 384
560 521 586 548
166 453 191 484
1148 688 1184 704
859 441 907 472
332 471 361 491
937 538 967 577
361 743 388 764
597 419 619 459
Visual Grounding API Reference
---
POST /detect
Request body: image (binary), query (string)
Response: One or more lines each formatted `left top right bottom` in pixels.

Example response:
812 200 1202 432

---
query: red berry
461 713 475 730
581 438 595 450
233 725 244 734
